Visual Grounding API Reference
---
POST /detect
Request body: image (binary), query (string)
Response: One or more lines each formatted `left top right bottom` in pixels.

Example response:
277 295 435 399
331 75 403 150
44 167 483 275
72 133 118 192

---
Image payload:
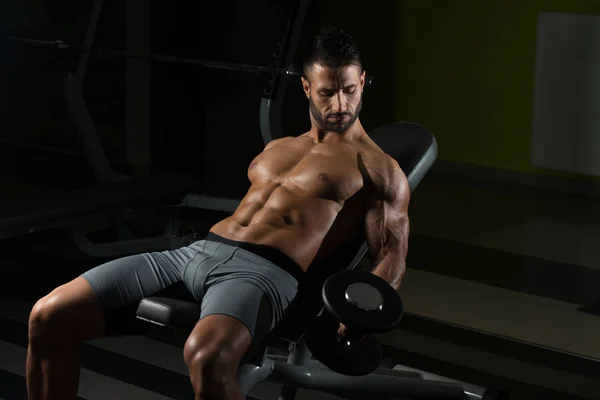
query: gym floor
1 172 599 400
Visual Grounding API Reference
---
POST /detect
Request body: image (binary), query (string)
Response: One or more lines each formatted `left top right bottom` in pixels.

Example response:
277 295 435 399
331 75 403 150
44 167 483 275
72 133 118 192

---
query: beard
309 96 363 133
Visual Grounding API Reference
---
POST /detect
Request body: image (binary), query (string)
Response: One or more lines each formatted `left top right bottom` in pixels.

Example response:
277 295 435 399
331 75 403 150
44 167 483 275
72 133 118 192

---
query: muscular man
26 26 410 400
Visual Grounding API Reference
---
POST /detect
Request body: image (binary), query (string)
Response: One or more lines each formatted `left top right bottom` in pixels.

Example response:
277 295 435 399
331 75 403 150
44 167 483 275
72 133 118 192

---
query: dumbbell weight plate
322 270 404 333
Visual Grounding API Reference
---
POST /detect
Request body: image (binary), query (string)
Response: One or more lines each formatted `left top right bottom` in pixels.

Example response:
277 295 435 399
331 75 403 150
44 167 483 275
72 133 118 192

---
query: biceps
387 210 409 250
365 201 409 261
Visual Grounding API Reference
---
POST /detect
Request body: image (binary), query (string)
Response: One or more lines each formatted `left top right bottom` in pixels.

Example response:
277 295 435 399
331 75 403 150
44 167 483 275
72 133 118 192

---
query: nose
332 92 348 114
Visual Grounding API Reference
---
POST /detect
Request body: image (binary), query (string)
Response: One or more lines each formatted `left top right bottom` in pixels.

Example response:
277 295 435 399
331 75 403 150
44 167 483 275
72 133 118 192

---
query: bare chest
248 142 364 203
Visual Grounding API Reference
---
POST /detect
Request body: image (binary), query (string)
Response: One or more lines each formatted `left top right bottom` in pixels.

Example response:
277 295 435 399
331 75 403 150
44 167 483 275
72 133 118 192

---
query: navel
318 173 329 182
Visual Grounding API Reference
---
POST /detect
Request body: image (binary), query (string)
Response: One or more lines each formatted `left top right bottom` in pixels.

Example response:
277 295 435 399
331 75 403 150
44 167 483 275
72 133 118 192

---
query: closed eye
319 90 335 97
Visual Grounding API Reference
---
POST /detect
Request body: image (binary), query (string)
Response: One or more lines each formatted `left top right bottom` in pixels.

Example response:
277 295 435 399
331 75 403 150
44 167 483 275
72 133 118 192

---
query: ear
360 70 366 92
301 76 311 99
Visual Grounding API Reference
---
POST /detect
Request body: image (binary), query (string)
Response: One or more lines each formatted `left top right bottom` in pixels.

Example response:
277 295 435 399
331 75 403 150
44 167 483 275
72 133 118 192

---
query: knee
29 290 70 348
183 335 238 388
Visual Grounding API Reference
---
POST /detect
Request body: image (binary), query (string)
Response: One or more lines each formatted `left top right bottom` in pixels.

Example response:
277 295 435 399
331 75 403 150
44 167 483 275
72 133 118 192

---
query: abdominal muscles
209 181 344 270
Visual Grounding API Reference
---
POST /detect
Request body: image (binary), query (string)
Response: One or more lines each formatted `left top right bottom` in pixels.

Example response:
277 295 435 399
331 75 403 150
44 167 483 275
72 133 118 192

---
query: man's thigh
200 279 275 360
193 246 300 358
80 244 205 334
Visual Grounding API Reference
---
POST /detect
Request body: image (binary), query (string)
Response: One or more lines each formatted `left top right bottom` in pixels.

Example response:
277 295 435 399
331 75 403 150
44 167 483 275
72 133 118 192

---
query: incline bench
136 122 507 399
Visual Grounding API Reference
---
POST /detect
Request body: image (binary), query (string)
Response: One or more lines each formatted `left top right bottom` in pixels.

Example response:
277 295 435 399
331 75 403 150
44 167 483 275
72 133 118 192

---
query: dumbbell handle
316 309 369 340
338 329 368 343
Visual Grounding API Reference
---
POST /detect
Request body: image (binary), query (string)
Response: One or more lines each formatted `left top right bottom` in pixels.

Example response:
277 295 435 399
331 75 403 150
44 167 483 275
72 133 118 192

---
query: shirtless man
26 26 410 400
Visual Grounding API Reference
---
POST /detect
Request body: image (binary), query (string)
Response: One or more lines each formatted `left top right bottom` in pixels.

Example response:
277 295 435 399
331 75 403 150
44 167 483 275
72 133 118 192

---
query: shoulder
264 136 296 151
358 141 409 202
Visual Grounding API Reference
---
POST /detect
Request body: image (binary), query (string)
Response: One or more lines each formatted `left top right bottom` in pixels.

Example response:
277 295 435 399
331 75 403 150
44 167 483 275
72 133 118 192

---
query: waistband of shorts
203 232 304 282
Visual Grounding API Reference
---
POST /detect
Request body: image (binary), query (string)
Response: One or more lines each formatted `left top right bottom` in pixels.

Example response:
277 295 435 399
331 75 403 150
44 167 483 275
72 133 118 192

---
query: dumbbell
304 269 404 376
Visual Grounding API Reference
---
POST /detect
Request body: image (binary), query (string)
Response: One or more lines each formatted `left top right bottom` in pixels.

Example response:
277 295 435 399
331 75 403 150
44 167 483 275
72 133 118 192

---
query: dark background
3 1 600 310
0 0 398 199
2 3 600 399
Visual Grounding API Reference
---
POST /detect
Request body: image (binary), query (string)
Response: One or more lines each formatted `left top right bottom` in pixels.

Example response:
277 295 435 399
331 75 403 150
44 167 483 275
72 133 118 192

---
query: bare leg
27 277 106 400
183 314 252 400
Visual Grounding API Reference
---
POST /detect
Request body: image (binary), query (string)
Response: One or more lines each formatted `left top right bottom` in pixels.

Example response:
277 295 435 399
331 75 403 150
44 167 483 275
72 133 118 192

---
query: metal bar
348 242 370 270
270 362 468 399
277 338 312 400
64 73 125 182
259 98 276 146
3 35 374 85
62 0 125 183
106 49 278 75
276 0 311 79
393 364 486 400
261 0 312 142
75 0 103 81
237 363 274 397
265 355 424 379
287 339 312 366
126 0 152 175
4 35 280 75
181 194 240 213
270 0 311 84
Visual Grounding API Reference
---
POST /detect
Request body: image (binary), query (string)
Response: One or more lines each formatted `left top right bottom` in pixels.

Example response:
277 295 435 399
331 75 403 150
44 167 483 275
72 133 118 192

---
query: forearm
370 255 405 291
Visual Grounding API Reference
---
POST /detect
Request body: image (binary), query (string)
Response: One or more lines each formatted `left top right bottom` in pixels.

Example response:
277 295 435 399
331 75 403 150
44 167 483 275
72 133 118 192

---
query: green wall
395 0 600 175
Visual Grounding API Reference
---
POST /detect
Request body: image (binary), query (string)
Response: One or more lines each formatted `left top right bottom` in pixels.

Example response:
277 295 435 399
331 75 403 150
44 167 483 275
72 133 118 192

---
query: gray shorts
81 233 300 339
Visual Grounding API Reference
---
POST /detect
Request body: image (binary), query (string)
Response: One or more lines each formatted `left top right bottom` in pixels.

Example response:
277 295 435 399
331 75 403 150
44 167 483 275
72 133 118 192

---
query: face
302 63 366 133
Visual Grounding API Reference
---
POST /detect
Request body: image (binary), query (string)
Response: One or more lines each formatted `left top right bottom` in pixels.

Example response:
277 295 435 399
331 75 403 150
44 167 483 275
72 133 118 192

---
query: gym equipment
305 270 403 375
0 0 312 256
305 269 403 375
392 365 511 400
0 0 194 252
322 269 403 333
304 311 383 376
1 35 375 89
136 122 507 399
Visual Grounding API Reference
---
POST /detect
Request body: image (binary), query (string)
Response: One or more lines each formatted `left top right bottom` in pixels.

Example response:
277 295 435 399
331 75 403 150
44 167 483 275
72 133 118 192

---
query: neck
309 119 365 143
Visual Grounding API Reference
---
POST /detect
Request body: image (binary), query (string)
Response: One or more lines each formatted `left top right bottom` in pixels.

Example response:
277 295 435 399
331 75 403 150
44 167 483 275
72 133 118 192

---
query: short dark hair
302 26 362 78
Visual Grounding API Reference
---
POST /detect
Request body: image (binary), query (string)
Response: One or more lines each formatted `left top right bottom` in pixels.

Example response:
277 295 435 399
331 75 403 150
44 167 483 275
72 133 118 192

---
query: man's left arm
364 158 410 291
